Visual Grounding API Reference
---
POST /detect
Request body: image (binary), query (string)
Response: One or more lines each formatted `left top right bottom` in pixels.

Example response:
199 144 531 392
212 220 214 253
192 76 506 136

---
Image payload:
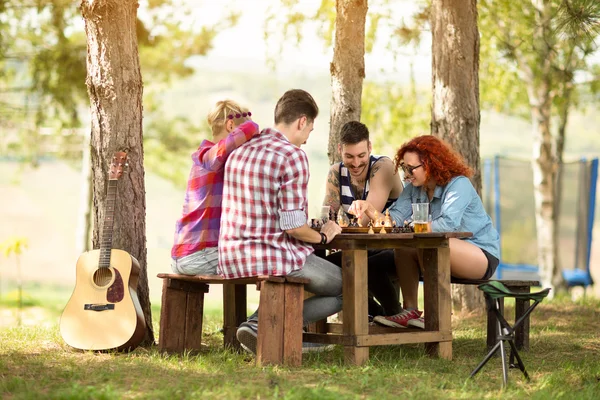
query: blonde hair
206 100 251 136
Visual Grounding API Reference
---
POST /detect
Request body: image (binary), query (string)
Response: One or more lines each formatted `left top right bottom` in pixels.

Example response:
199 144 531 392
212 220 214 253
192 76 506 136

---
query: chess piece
337 208 350 228
384 209 393 227
379 226 387 234
372 211 380 227
368 222 374 235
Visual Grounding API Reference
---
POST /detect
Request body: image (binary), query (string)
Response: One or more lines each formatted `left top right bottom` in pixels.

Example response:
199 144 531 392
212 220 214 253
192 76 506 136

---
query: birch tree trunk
328 0 368 164
431 0 484 313
81 0 154 345
528 0 560 291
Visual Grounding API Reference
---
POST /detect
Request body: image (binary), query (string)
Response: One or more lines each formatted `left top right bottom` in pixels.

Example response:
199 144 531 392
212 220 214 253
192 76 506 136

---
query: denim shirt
387 176 500 259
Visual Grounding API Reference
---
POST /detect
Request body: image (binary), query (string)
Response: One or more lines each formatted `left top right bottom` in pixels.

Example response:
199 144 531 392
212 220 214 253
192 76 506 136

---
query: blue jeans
247 253 343 326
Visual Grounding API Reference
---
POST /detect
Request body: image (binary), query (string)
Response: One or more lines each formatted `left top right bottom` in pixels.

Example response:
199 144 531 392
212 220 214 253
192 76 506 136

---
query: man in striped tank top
321 121 404 317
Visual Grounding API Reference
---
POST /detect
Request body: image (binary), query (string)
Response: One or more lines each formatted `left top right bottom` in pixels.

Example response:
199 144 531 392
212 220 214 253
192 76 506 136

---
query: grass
1 284 600 399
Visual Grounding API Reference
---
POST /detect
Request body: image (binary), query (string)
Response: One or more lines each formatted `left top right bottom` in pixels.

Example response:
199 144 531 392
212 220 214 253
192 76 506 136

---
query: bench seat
157 273 310 366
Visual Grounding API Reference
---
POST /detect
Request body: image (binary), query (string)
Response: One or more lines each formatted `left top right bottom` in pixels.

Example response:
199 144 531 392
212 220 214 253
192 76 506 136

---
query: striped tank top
339 155 397 216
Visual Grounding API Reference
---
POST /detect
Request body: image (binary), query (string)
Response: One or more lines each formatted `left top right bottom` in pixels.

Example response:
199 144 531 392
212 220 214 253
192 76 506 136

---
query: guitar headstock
109 152 128 180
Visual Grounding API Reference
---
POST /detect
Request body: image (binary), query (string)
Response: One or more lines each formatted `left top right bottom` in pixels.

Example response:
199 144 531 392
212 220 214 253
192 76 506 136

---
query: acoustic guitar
60 152 146 351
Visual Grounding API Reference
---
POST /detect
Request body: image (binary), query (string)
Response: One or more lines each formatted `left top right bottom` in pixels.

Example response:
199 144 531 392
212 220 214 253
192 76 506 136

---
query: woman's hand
320 220 342 243
348 200 376 220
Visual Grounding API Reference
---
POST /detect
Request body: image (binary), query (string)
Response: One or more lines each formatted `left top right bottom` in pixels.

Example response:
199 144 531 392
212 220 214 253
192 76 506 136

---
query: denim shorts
481 249 500 280
171 247 218 275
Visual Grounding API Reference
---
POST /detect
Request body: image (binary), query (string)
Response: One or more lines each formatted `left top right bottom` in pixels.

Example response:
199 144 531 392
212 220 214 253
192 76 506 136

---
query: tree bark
81 0 154 345
528 0 560 291
328 0 368 164
431 0 484 313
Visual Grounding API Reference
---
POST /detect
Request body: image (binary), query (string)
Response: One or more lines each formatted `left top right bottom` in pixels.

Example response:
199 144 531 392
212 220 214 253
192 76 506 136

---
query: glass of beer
412 203 431 233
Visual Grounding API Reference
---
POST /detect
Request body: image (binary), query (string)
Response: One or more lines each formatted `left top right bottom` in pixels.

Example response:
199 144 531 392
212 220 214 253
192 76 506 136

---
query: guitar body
60 249 146 351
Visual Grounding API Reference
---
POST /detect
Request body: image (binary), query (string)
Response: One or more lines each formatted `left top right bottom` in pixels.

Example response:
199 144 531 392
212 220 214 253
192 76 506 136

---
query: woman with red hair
349 135 499 329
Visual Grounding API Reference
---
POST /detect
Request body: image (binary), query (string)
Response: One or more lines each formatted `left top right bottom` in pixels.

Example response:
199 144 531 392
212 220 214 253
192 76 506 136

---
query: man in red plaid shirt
219 89 343 355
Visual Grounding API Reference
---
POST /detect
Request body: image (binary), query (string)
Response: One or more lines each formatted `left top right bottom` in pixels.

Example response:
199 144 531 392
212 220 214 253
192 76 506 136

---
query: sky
178 0 432 85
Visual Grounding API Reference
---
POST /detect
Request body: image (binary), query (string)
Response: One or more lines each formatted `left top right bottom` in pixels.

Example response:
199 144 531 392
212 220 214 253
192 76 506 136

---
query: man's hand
348 200 376 220
320 220 342 243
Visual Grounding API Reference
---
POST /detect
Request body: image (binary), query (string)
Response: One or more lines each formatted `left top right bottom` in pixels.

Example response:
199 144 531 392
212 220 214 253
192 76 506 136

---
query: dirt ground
1 161 599 304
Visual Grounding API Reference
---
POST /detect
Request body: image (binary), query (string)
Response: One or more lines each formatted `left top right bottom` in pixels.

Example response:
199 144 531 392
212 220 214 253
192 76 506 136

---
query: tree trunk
529 0 560 292
81 0 154 345
552 82 572 289
431 0 484 313
328 0 368 164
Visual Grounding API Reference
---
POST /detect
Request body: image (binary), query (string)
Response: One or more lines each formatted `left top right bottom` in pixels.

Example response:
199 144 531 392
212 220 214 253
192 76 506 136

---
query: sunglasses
401 164 423 175
227 112 252 120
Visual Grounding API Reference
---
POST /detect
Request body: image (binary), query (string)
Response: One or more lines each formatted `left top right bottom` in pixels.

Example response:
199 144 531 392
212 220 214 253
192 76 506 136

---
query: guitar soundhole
93 268 114 287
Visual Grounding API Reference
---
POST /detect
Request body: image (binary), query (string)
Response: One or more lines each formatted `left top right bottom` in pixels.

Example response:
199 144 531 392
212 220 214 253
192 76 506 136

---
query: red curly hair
394 135 473 186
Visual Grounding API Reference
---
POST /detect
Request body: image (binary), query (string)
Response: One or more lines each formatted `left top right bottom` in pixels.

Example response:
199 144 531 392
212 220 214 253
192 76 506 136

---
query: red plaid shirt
171 121 259 259
218 128 313 278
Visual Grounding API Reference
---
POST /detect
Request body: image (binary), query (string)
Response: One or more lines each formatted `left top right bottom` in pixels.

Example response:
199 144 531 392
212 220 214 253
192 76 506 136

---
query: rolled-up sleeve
278 149 310 230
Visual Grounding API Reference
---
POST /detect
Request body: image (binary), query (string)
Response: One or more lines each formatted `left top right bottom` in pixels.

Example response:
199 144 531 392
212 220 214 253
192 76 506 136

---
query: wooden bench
450 278 540 350
157 273 310 366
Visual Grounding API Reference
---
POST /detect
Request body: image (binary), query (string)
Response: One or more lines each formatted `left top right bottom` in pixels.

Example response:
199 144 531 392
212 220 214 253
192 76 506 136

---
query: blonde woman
171 100 259 275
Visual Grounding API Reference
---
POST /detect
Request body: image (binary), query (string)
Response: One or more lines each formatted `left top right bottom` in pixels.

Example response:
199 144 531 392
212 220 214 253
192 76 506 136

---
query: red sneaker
373 309 423 328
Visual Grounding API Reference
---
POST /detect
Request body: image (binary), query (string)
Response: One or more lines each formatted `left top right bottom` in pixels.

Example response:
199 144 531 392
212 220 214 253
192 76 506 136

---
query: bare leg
448 238 488 280
393 248 421 310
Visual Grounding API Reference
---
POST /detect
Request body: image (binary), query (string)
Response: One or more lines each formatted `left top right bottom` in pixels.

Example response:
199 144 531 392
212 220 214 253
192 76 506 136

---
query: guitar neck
99 179 118 268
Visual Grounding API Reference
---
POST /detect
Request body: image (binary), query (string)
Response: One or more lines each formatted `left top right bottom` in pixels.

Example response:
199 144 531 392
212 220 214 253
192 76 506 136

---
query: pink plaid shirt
171 121 259 259
218 128 313 278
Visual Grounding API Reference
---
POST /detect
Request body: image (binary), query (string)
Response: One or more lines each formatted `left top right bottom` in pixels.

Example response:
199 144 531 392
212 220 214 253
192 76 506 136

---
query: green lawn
1 283 599 399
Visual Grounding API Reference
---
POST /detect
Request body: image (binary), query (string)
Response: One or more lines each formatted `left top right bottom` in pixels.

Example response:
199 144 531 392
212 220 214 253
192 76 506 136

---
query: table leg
422 245 452 360
342 249 369 365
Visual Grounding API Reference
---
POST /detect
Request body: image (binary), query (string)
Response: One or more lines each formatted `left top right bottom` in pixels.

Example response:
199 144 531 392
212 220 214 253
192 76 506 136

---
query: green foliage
0 0 240 174
361 78 430 150
479 0 599 121
143 106 206 188
263 0 429 151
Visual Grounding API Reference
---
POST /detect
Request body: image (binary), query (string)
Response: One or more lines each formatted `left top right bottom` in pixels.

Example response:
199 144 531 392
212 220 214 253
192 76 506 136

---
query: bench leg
159 278 208 353
487 298 504 351
223 283 247 350
256 281 304 366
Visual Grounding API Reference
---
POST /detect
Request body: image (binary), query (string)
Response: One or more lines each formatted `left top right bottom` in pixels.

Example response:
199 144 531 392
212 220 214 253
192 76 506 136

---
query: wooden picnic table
310 231 473 365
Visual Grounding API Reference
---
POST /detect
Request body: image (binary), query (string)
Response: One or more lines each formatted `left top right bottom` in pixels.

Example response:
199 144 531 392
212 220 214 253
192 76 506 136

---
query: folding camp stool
469 281 551 387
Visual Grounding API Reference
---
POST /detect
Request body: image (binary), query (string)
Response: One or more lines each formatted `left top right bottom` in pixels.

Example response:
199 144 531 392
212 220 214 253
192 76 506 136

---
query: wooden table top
314 231 473 250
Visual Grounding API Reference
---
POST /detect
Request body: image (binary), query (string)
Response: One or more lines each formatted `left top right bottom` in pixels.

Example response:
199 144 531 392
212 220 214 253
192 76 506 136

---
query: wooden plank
166 278 209 293
282 276 311 285
422 245 452 360
257 281 285 366
158 280 187 353
157 274 264 285
282 283 304 366
183 290 204 351
342 249 370 365
356 331 452 346
302 333 355 346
